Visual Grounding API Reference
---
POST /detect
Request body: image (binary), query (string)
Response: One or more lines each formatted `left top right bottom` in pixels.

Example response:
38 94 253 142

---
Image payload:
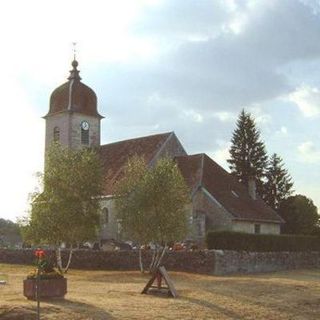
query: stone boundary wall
213 250 320 275
0 249 319 275
0 249 215 274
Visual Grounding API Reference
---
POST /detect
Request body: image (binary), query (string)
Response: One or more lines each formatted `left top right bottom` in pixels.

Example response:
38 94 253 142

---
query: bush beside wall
206 231 320 251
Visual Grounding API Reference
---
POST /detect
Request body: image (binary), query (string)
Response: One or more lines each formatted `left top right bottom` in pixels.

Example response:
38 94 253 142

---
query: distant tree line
228 109 319 235
0 218 22 247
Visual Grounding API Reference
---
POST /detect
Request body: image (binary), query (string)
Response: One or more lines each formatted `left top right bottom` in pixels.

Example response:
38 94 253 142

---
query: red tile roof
99 132 172 195
176 154 283 223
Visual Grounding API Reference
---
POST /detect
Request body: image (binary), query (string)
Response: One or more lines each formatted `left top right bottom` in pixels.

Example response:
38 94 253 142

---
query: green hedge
206 231 320 252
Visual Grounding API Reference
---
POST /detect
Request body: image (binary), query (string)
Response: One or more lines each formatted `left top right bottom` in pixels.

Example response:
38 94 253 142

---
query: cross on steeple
72 42 77 61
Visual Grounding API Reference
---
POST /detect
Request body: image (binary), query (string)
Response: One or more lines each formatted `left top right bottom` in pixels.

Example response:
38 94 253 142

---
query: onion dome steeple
44 60 103 119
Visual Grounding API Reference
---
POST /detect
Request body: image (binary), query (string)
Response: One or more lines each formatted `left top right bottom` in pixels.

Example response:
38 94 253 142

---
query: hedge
206 231 320 252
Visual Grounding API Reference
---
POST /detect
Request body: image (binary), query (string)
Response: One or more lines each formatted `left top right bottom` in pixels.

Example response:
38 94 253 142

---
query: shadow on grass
47 298 115 319
0 300 115 320
86 271 149 284
181 296 243 320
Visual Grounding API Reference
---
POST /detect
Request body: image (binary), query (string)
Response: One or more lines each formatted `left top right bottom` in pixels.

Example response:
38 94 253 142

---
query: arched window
81 128 89 145
53 127 60 142
102 208 109 225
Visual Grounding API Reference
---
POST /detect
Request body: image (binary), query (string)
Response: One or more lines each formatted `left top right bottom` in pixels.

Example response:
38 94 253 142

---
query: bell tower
43 60 104 152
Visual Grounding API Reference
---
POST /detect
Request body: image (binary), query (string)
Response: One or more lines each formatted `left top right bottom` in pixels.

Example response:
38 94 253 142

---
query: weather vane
72 42 77 60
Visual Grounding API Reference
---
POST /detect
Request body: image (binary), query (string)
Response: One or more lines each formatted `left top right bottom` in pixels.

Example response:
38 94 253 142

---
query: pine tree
263 153 294 211
227 110 268 196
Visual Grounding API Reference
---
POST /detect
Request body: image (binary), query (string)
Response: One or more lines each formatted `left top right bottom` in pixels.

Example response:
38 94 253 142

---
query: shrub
206 231 320 252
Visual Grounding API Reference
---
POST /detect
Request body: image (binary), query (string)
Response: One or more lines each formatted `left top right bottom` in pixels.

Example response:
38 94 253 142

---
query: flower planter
23 278 67 300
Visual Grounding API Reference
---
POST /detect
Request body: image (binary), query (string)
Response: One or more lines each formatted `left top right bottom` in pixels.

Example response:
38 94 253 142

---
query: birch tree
115 156 190 273
22 143 103 273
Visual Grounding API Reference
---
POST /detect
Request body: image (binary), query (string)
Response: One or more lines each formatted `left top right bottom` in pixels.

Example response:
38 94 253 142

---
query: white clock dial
81 121 90 130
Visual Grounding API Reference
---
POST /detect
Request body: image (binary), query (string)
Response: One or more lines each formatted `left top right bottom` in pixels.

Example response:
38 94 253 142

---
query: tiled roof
45 60 103 118
99 132 172 195
176 154 283 223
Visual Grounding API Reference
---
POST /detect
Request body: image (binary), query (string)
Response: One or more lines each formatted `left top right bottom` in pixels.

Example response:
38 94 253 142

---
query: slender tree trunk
149 247 157 273
138 246 144 273
155 244 168 269
55 247 73 274
64 248 73 273
56 247 63 273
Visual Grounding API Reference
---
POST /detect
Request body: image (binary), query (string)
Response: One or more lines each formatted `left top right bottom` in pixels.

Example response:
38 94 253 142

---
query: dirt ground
0 263 319 320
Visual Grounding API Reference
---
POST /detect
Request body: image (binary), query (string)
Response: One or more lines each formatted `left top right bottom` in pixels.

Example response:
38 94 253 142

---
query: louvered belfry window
102 208 109 226
53 127 60 142
81 128 89 145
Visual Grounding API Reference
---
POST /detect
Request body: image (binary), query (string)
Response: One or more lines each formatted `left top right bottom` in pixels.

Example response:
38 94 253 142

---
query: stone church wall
70 113 100 149
192 189 233 236
99 198 119 240
45 112 71 150
1 249 319 275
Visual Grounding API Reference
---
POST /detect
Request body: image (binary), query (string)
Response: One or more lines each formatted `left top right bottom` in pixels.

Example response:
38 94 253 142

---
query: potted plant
23 249 67 300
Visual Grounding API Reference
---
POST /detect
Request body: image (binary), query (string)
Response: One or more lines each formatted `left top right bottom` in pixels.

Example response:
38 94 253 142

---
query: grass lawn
0 263 319 320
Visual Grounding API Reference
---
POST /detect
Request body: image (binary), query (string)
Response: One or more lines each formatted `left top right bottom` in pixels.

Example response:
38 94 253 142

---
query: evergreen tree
227 110 268 196
263 153 294 210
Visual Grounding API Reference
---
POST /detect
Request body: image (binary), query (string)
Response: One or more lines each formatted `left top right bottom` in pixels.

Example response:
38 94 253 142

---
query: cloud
208 141 231 170
212 111 237 122
298 141 320 163
289 85 320 117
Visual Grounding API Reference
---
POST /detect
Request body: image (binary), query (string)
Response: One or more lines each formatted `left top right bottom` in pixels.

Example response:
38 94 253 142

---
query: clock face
81 121 90 131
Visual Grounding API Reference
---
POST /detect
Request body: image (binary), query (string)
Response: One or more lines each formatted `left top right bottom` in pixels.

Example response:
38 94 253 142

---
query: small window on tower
102 208 109 226
53 127 60 142
81 128 89 145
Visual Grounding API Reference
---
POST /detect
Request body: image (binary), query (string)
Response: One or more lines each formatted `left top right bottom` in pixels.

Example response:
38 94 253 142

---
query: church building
44 60 283 243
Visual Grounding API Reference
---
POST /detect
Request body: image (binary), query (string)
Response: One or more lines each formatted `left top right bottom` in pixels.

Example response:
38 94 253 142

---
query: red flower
35 249 45 258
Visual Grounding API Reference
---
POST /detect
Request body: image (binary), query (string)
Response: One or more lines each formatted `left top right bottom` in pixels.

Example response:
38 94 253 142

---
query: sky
1 0 319 222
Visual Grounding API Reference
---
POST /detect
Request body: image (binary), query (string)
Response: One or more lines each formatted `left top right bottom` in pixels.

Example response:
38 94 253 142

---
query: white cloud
208 141 231 170
275 126 288 136
182 110 203 123
298 141 320 163
289 85 320 117
212 111 237 122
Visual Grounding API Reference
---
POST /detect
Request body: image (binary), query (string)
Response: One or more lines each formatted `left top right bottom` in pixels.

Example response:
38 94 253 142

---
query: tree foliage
278 195 319 235
115 156 190 244
0 219 21 247
21 143 103 271
227 110 268 196
114 156 190 271
263 153 294 210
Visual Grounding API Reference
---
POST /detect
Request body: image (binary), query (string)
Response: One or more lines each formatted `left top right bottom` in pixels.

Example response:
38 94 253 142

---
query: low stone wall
0 249 215 274
1 249 319 275
213 250 320 275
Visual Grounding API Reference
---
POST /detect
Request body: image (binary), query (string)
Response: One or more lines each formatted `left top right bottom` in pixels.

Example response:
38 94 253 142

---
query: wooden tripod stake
141 266 177 298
